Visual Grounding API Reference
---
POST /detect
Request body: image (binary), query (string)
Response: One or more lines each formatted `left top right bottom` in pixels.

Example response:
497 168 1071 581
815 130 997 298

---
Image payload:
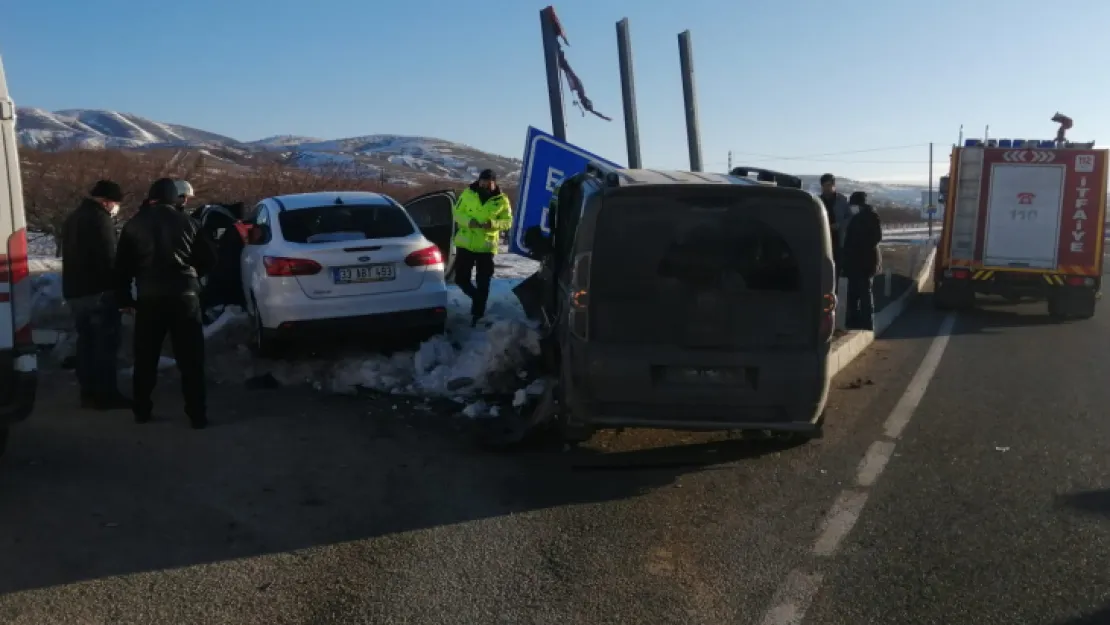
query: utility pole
540 7 567 141
677 30 703 172
928 142 934 238
616 18 642 169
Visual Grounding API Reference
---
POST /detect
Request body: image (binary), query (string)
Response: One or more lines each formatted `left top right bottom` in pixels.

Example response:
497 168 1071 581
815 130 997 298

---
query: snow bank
207 279 542 399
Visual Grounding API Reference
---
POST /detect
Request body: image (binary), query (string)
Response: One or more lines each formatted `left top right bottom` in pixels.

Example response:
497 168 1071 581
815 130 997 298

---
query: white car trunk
291 237 427 299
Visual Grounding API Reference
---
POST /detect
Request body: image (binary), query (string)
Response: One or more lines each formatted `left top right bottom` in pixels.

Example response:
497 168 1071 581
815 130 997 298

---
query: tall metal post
616 18 642 169
928 142 934 238
540 7 567 141
677 30 703 172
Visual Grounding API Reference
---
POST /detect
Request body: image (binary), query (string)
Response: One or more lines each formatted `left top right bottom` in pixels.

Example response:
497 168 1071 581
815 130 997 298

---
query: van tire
559 413 596 445
0 427 8 461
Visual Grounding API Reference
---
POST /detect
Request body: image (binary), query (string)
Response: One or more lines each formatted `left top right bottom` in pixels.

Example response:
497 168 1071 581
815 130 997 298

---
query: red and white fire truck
934 120 1108 319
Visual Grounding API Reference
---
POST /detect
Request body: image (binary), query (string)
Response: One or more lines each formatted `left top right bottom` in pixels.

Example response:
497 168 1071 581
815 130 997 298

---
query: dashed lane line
756 312 957 624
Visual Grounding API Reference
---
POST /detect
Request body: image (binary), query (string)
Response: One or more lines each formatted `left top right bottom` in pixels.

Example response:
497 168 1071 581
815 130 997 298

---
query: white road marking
883 313 957 439
758 570 824 625
856 440 896 487
758 312 959 624
812 490 869 556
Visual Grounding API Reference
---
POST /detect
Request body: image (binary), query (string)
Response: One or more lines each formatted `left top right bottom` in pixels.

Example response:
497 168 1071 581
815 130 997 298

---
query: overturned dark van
513 166 836 444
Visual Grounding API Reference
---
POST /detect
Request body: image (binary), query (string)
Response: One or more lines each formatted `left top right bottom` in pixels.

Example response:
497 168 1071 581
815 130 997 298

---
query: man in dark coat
840 191 883 330
62 180 130 409
818 173 852 278
116 178 218 428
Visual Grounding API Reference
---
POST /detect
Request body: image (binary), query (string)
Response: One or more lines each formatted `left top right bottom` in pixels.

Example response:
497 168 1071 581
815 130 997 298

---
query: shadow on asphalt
1052 605 1110 625
1056 489 1110 518
1051 490 1110 625
0 374 799 595
880 295 1072 341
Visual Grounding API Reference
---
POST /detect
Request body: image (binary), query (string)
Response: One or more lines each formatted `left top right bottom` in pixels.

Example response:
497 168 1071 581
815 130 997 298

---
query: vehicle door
241 202 271 311
403 190 457 279
0 57 37 431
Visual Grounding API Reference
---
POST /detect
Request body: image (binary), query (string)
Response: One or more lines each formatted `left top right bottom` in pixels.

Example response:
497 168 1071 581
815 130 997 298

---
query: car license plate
333 264 396 284
657 366 748 388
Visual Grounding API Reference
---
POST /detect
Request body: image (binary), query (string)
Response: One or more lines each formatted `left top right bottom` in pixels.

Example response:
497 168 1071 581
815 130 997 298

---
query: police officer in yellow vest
453 169 513 326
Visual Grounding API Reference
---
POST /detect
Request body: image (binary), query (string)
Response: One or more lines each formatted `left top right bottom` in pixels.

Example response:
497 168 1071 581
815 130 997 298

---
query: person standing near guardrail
818 173 852 277
841 191 883 331
452 169 513 327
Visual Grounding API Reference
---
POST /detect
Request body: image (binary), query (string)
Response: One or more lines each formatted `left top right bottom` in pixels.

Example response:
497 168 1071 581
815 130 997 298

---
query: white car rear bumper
258 278 449 331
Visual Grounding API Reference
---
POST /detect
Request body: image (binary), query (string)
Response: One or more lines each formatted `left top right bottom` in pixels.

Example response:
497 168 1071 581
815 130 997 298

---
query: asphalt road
1 287 1108 624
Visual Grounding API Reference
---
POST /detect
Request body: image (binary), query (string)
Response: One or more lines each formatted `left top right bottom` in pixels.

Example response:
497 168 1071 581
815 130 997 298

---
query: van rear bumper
563 342 829 434
0 349 37 426
567 403 825 434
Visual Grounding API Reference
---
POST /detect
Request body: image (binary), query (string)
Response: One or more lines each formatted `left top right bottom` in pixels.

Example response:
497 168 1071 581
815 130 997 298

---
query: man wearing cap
116 178 218 428
818 173 852 276
452 169 513 326
62 180 131 410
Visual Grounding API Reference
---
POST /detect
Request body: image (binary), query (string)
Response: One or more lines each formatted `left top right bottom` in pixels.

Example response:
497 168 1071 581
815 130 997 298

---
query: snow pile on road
206 280 542 399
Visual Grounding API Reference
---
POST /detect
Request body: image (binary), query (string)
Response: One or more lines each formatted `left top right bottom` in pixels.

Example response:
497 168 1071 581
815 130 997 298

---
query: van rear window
589 194 809 347
592 195 802 294
278 204 414 244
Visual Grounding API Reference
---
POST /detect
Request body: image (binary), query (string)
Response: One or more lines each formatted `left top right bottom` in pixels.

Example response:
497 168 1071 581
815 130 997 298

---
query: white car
241 190 458 357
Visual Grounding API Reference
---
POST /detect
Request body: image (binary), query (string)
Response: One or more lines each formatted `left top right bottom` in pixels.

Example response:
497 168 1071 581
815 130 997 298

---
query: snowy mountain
16 107 931 203
796 175 929 206
15 108 522 185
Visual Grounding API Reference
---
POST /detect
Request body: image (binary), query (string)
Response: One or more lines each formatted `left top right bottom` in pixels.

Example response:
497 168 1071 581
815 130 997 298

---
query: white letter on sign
545 167 564 193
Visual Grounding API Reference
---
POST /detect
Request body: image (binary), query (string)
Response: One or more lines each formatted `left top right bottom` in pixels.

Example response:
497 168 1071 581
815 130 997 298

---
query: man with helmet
175 179 195 212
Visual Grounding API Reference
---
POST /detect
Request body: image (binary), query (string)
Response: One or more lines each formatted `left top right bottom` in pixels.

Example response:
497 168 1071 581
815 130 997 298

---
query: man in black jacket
116 178 218 428
841 191 884 331
62 180 130 409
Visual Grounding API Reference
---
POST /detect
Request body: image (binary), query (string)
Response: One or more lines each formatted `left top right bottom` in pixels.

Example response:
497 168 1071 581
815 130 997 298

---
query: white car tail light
264 256 322 277
404 245 443 267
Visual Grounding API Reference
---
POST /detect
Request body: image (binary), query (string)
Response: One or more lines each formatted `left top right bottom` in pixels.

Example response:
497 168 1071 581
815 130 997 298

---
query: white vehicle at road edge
241 190 458 357
0 56 39 459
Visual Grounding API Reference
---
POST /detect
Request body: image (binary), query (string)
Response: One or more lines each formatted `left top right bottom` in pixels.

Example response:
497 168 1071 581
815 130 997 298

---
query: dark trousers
845 275 875 331
454 248 495 319
69 292 122 400
133 293 206 422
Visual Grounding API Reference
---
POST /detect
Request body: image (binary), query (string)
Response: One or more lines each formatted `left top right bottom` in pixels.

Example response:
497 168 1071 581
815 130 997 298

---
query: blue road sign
510 126 621 256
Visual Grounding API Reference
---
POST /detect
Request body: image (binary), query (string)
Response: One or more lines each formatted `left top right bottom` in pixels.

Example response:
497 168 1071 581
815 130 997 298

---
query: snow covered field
28 235 544 417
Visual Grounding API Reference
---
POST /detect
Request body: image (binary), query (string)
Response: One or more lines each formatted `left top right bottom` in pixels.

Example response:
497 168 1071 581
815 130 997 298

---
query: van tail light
819 292 836 343
263 256 322 277
568 252 592 339
1066 276 1095 287
405 245 443 267
6 228 32 348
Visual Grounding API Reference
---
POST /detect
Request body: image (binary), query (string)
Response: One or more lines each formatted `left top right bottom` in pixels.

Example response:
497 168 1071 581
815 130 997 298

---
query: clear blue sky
2 0 1107 183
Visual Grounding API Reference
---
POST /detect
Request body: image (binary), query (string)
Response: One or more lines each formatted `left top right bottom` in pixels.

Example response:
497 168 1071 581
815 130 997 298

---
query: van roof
600 168 767 187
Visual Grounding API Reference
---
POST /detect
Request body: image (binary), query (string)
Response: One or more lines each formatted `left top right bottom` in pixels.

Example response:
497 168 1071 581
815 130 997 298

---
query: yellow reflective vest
452 185 512 254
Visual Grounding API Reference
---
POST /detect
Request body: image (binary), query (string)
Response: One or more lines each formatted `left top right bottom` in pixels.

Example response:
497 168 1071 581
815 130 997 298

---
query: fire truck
934 120 1108 319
